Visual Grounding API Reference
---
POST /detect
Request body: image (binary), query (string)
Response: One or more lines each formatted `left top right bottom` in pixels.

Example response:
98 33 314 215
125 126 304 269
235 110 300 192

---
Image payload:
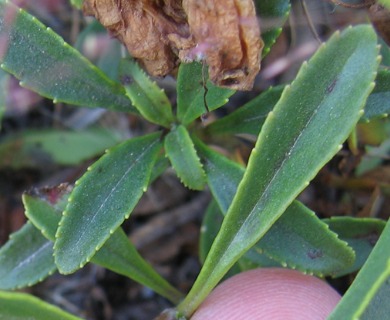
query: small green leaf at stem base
164 125 206 190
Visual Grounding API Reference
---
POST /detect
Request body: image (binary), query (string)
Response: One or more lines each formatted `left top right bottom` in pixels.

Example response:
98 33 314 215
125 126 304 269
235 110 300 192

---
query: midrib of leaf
220 46 368 257
13 240 51 271
236 81 331 241
178 26 379 317
70 139 160 249
254 45 367 208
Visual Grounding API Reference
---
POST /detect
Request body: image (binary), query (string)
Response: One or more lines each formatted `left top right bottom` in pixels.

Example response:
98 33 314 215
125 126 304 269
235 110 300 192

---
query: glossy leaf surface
0 1 134 112
176 62 235 125
55 133 162 274
0 291 82 320
179 26 379 317
0 222 55 290
23 192 183 303
120 58 174 127
164 125 206 190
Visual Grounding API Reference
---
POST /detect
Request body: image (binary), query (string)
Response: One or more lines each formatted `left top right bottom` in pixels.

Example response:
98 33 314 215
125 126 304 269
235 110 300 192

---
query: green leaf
194 139 245 214
179 25 379 317
0 222 55 290
356 135 390 175
54 133 162 274
324 217 386 277
196 140 355 277
379 38 390 66
199 201 223 264
200 200 281 272
0 128 121 169
328 219 390 320
0 2 134 112
0 68 9 128
360 69 390 122
206 85 284 136
70 0 83 9
378 0 390 10
255 0 291 56
120 59 174 127
256 202 355 276
23 191 183 304
74 21 123 82
200 201 242 278
176 62 235 125
360 276 390 320
0 290 82 320
164 125 206 190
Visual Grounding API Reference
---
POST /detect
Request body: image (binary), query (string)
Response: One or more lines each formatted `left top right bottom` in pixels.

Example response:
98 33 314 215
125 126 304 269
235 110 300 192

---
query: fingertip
191 268 341 320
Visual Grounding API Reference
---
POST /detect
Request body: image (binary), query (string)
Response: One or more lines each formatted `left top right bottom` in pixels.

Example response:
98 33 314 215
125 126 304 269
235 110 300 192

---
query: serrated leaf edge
54 135 161 273
0 2 129 109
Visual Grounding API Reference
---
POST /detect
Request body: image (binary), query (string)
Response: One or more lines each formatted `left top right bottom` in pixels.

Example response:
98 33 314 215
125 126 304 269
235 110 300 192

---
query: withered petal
83 0 263 90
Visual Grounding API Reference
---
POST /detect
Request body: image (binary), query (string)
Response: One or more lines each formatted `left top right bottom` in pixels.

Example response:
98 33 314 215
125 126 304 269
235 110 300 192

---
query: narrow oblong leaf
196 140 355 277
120 58 174 127
255 0 291 56
199 200 224 264
360 69 390 122
0 68 9 127
70 0 83 9
0 2 134 112
179 25 379 317
328 219 390 320
200 201 242 278
0 128 121 169
176 62 235 125
0 290 82 320
54 133 162 274
256 202 355 276
164 125 206 190
23 192 183 304
324 217 386 277
360 276 390 320
0 222 55 290
206 85 284 136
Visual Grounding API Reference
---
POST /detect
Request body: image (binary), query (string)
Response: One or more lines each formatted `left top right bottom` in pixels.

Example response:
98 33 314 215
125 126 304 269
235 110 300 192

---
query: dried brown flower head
83 0 263 90
368 3 390 46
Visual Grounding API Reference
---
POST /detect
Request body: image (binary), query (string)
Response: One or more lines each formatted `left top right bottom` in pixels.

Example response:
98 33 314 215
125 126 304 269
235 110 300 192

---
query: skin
191 268 341 320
